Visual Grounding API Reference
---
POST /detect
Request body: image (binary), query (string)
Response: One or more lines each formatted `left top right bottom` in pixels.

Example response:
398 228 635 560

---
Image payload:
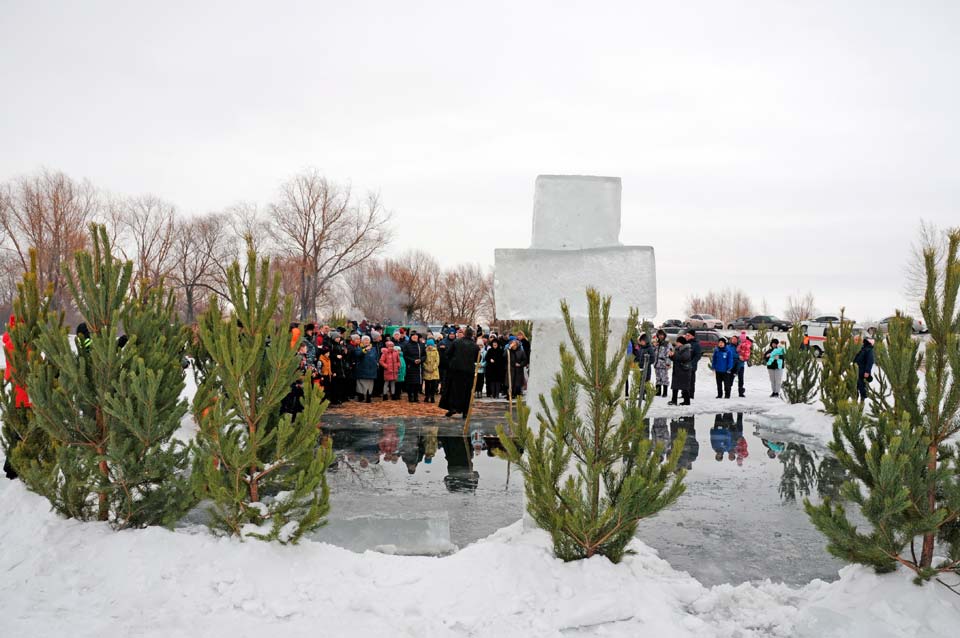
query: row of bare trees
684 287 819 323
347 250 494 325
1 168 496 326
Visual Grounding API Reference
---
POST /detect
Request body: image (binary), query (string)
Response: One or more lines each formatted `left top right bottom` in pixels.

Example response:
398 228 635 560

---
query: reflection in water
644 413 847 504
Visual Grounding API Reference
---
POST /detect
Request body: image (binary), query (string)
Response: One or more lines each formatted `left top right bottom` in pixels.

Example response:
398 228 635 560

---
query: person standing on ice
710 337 736 399
653 329 672 398
853 336 875 402
683 329 702 400
731 333 750 398
764 338 785 398
440 326 479 418
668 335 693 405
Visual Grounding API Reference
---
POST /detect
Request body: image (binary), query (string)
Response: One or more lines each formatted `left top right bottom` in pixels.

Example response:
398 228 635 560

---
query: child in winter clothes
710 337 736 399
423 339 440 403
379 340 401 400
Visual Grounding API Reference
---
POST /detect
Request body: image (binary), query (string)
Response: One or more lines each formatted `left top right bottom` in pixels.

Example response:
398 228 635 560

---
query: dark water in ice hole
320 411 847 586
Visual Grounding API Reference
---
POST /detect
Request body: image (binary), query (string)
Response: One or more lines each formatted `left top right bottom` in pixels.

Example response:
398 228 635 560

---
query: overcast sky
2 1 958 321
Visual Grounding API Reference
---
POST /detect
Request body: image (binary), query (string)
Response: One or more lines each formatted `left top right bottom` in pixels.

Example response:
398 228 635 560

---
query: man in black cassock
439 327 479 419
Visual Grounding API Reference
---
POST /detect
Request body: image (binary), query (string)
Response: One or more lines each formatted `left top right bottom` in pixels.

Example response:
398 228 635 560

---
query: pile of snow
1 479 956 637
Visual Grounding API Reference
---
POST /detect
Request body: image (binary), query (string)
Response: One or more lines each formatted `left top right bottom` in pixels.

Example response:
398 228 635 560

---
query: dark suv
744 315 791 331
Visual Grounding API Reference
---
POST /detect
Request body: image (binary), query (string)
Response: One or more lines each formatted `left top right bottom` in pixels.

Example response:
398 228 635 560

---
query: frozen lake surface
320 410 846 586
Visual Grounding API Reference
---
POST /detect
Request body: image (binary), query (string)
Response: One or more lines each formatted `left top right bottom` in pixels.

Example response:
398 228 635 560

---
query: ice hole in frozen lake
313 411 846 586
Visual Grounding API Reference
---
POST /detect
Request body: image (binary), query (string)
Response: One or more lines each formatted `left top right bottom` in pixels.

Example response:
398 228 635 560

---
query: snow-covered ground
2 365 958 637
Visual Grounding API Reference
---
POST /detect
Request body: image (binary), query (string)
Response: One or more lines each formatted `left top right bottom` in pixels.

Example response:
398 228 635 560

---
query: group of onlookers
283 321 531 420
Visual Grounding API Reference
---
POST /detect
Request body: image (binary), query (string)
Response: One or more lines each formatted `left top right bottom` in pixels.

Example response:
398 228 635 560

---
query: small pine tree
190 243 333 544
749 326 770 366
25 225 194 527
781 324 820 404
819 309 859 415
496 288 686 563
805 229 960 582
0 250 60 484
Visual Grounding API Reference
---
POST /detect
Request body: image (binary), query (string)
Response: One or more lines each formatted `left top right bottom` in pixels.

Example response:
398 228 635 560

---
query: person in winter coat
326 333 348 405
668 336 694 405
2 316 31 409
683 329 702 399
633 333 656 387
379 340 401 400
653 330 672 398
440 327 480 418
475 337 487 399
289 322 302 350
353 335 380 403
764 339 785 397
853 337 876 401
484 338 506 398
401 333 426 402
710 337 737 399
437 331 457 387
728 334 745 398
423 339 441 403
507 338 527 398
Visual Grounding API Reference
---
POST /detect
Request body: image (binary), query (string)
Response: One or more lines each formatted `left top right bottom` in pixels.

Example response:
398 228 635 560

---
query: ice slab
306 512 456 556
532 175 622 250
493 246 657 320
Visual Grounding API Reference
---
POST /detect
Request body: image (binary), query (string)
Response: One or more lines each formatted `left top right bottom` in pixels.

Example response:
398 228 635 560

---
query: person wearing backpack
763 338 785 398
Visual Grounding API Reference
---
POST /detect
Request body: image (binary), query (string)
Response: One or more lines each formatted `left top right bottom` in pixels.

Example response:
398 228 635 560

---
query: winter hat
385 340 394 347
426 338 436 346
718 337 727 345
371 330 381 340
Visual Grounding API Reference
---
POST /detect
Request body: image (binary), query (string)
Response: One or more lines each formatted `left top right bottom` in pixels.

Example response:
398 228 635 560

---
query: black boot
668 389 678 406
365 392 372 404
382 394 388 401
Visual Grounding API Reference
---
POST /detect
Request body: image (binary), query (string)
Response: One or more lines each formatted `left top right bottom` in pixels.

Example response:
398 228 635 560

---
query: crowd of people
283 321 532 420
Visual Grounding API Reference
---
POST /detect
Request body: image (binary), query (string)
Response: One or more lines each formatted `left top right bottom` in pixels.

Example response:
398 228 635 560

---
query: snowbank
1 479 956 637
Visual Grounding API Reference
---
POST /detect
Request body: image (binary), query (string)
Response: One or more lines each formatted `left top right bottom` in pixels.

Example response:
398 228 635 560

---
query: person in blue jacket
853 336 875 402
710 337 737 399
353 335 380 403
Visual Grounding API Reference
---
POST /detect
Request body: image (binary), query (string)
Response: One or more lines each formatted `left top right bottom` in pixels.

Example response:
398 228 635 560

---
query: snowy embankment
1 478 957 637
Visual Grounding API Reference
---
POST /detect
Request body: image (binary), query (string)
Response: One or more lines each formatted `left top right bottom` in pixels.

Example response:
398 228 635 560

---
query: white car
864 316 926 335
684 314 723 330
800 315 856 334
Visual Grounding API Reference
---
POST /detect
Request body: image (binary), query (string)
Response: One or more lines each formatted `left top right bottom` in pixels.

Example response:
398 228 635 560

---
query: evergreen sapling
496 288 686 563
781 323 820 404
190 243 333 544
818 309 859 415
25 225 194 527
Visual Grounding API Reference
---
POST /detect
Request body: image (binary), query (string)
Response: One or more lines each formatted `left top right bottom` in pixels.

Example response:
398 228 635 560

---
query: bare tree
685 287 755 322
269 169 391 320
346 260 404 322
111 194 177 291
904 220 947 312
169 213 234 323
784 291 818 323
384 250 440 322
0 169 97 311
437 263 491 325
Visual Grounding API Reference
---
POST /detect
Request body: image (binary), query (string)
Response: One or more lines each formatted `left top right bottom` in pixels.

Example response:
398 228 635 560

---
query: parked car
660 326 684 337
805 325 868 357
726 316 753 330
684 314 723 330
744 315 792 331
667 330 721 355
799 315 856 334
865 316 926 336
660 319 684 329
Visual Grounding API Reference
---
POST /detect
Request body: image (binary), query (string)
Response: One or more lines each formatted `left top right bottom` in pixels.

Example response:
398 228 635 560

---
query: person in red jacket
2 316 31 408
379 340 401 400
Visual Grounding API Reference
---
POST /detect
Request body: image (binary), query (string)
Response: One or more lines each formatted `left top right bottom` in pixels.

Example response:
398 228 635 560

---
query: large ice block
531 175 622 250
494 246 657 321
305 512 456 556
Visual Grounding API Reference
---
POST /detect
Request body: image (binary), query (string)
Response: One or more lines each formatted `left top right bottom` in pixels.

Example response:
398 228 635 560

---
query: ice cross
494 175 657 419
